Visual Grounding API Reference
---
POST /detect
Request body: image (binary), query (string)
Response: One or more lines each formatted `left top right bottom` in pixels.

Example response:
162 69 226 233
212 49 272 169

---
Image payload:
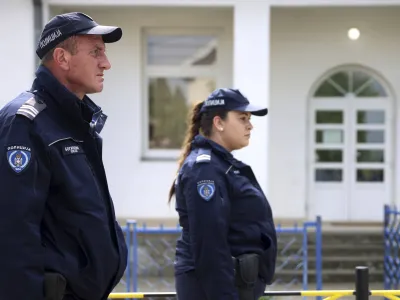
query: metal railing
119 217 322 296
384 205 400 290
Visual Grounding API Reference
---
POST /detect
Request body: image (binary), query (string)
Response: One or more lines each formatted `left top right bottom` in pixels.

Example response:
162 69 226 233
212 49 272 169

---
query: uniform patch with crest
6 146 32 174
197 180 215 201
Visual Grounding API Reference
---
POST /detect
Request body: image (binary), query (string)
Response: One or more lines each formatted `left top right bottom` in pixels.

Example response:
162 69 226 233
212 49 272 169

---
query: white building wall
17 3 400 222
0 0 35 106
49 6 233 221
269 7 400 220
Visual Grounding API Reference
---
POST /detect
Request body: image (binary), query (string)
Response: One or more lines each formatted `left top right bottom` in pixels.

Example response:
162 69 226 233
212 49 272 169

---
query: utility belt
232 253 263 300
44 272 67 300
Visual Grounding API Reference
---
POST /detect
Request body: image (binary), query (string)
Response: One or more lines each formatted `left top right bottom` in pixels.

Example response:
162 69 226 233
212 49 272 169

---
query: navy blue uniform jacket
0 66 127 300
174 134 277 300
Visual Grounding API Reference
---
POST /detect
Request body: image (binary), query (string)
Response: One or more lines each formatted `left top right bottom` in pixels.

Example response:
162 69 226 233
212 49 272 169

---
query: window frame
141 27 223 160
33 0 43 68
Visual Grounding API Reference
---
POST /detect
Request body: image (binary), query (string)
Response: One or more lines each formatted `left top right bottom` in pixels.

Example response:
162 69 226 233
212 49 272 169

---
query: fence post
383 205 390 290
132 221 138 292
302 223 308 291
315 216 322 300
125 221 131 293
355 266 369 300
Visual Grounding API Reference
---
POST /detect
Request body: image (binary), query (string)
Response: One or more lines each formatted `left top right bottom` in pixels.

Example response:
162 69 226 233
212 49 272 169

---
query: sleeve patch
197 180 215 201
6 145 32 174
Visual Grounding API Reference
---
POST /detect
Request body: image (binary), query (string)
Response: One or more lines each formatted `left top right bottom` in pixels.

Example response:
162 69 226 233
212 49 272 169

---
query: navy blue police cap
200 88 268 116
36 12 122 59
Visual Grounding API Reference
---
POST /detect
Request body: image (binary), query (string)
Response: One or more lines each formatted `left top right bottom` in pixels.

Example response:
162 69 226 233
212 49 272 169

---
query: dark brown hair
168 102 228 203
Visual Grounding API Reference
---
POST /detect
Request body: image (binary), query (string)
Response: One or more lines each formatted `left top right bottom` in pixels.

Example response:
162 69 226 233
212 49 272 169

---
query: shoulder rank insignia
195 148 211 164
16 96 46 121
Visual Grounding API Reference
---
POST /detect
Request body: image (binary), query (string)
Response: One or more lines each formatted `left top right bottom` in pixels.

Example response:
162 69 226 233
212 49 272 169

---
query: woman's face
217 111 253 151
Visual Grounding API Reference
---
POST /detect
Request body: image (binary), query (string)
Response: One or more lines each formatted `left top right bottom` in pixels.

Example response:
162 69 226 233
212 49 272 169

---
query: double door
309 97 392 221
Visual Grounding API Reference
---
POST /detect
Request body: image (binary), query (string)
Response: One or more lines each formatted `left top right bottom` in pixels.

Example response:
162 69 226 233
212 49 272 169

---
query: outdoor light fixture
348 28 360 40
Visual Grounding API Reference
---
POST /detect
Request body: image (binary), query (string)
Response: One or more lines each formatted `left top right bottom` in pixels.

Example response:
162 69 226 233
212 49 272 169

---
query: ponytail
168 101 203 203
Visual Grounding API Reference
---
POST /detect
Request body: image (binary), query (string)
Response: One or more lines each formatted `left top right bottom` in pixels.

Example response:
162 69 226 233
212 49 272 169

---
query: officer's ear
53 48 71 71
212 115 226 132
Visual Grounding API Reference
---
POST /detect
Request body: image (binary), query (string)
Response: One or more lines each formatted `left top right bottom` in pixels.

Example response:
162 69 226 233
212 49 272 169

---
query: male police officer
0 12 127 300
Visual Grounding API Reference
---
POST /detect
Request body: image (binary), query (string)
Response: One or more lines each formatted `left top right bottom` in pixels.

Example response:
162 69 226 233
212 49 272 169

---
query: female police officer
168 88 277 300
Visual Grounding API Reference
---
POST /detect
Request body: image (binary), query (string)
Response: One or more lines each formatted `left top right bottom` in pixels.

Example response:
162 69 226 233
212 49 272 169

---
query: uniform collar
192 134 247 168
31 65 107 136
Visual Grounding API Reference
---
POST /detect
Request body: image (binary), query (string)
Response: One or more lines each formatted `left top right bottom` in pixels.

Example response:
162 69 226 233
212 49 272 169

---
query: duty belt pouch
233 253 260 300
44 272 67 300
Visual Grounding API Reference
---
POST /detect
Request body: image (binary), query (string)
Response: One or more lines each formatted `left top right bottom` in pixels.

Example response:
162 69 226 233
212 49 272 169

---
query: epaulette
16 95 46 121
195 148 211 164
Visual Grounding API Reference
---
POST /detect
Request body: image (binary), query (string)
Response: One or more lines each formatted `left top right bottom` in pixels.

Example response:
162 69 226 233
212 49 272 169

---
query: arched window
314 69 387 97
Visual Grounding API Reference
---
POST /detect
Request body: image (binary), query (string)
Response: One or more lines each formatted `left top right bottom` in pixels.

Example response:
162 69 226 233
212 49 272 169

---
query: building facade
2 0 400 223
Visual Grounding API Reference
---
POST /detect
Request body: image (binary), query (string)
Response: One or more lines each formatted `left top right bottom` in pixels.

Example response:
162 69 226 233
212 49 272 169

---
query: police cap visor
235 104 268 116
78 25 122 43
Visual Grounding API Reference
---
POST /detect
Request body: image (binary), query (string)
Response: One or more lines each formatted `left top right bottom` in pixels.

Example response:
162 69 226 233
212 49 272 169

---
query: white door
308 68 393 222
349 99 392 221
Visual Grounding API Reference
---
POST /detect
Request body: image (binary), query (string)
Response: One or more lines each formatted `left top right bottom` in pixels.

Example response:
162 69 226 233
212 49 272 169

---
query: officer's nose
248 120 253 130
100 54 111 70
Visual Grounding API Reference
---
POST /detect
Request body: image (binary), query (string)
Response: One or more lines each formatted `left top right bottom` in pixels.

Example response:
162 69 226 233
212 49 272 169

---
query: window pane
356 80 387 97
315 150 342 162
315 169 342 182
331 71 349 92
314 81 344 97
315 129 343 144
147 35 217 66
356 169 384 182
316 111 343 124
357 110 385 124
352 71 371 93
148 77 216 149
357 130 384 143
357 150 384 163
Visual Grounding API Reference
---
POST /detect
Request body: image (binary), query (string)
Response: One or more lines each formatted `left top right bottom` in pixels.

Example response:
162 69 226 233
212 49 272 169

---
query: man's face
66 35 111 97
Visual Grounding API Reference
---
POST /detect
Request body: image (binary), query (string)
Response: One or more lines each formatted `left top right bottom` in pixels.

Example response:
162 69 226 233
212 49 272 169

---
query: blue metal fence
384 205 400 290
120 216 322 297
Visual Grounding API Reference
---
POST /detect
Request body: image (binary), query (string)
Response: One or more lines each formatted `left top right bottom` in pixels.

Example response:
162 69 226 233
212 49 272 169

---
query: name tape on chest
62 145 84 156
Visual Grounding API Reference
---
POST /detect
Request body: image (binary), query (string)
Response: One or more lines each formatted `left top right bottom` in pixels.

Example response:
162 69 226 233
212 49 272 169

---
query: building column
233 1 271 193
